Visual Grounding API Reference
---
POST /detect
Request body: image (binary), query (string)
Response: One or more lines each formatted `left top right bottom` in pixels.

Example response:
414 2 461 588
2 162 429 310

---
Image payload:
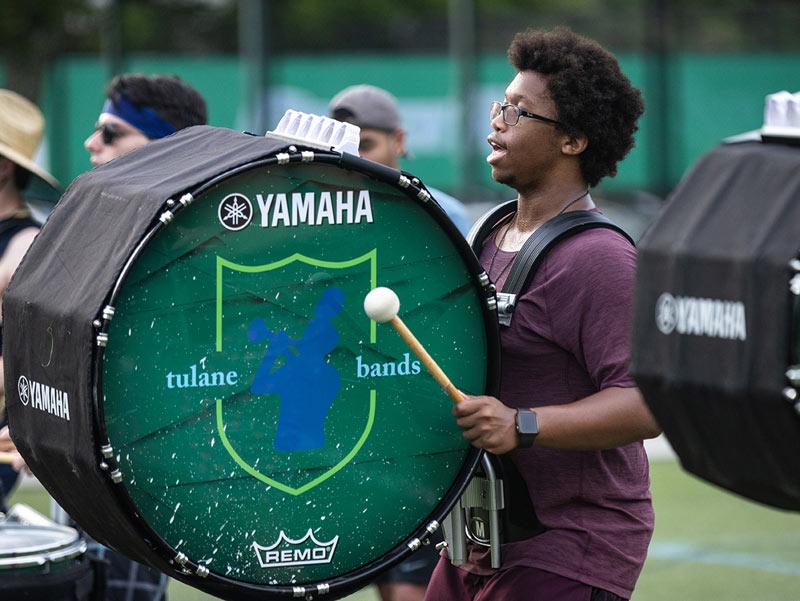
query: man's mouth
487 136 507 165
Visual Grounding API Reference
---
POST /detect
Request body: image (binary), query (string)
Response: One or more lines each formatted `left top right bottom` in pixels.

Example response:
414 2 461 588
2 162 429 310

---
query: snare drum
0 514 92 600
4 126 500 600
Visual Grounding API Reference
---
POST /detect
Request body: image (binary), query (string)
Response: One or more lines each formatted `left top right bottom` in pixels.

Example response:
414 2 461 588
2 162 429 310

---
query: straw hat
0 89 60 200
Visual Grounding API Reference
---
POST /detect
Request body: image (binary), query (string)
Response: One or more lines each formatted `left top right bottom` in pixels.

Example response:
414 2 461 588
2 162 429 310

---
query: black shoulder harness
467 200 634 326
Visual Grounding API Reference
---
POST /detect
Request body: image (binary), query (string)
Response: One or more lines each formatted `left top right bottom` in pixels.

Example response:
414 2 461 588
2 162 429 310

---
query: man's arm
453 387 661 455
0 227 39 400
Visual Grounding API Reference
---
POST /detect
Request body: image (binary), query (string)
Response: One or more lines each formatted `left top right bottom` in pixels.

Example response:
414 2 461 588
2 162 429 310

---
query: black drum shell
2 126 494 599
631 140 800 510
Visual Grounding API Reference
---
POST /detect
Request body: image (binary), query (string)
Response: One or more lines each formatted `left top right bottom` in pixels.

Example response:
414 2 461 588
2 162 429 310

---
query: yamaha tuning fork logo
655 292 747 341
218 193 254 231
17 375 30 406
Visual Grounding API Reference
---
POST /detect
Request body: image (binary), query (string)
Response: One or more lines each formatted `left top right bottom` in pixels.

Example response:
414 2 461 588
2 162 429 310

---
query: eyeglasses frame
490 101 563 127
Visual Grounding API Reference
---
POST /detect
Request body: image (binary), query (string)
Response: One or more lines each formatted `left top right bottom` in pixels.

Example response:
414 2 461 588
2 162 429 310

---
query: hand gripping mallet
363 287 465 403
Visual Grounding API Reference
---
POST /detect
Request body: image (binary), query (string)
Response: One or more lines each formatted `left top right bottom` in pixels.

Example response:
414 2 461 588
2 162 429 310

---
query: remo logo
214 251 378 495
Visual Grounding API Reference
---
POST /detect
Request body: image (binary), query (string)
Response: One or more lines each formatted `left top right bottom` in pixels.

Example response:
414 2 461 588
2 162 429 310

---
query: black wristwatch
515 409 539 448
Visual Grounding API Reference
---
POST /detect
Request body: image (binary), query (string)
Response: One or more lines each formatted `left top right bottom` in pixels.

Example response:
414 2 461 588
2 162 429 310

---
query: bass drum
4 126 499 600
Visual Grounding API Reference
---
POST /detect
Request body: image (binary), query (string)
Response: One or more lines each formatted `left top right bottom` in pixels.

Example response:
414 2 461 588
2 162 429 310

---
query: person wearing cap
85 73 207 167
329 84 467 601
329 84 472 236
0 89 61 507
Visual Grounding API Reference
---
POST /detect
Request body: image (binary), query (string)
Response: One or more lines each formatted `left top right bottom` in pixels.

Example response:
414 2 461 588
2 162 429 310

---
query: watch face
517 409 538 434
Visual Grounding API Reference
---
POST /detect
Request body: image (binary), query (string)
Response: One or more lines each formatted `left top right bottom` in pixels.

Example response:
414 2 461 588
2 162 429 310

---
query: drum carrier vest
441 202 633 568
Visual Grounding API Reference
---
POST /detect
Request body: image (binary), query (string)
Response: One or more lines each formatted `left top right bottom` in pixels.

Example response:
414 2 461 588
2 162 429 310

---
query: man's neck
514 180 593 232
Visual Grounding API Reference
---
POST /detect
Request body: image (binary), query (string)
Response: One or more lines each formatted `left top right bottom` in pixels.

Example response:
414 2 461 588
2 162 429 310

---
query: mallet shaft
390 315 464 403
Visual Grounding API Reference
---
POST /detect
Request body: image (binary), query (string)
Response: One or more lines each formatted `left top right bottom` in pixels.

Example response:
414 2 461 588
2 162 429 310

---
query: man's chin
491 169 516 189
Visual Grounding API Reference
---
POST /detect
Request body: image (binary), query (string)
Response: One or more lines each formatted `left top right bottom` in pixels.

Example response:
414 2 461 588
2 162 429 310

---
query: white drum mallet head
363 287 400 323
363 286 464 403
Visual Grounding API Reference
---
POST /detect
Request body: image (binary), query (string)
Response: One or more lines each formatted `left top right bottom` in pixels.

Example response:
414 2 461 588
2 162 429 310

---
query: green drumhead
102 163 489 584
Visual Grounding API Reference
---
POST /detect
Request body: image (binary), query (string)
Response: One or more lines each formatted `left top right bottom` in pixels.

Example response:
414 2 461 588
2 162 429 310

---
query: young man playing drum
426 28 661 601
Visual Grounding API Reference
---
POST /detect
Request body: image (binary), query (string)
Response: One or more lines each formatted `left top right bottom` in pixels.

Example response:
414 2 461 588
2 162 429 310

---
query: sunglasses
94 122 124 145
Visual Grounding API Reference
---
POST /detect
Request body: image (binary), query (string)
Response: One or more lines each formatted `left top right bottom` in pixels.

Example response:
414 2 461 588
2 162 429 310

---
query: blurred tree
2 0 799 103
0 1 99 100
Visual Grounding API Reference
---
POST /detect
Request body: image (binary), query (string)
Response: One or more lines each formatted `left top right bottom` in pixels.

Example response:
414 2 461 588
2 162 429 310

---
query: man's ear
561 133 588 157
392 128 408 159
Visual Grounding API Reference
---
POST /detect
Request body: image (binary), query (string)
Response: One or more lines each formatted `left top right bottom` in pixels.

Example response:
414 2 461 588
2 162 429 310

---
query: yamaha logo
655 292 746 341
16 374 71 421
17 375 30 406
217 189 374 232
218 193 253 231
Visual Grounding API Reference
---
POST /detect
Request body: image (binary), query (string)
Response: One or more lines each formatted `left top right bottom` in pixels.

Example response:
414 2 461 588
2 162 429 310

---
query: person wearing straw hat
0 89 61 506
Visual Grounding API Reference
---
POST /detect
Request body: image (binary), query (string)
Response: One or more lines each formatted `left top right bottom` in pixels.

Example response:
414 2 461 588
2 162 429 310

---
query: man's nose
84 130 101 152
491 112 507 132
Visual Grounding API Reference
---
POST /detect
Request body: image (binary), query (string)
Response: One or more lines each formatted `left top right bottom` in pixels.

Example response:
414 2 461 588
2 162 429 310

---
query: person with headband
85 73 207 167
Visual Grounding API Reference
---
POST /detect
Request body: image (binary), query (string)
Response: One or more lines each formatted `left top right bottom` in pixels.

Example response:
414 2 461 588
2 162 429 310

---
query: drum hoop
90 147 500 597
0 524 86 569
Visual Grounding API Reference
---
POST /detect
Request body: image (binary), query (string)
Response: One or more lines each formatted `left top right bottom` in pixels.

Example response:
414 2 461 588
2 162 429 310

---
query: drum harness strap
467 199 634 327
441 202 634 569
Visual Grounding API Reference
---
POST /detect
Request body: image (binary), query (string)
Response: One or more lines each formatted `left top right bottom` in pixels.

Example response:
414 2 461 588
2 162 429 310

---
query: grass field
8 459 800 600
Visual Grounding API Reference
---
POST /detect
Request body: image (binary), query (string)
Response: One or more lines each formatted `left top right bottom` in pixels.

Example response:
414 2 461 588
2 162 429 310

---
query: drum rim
0 524 86 569
90 146 500 598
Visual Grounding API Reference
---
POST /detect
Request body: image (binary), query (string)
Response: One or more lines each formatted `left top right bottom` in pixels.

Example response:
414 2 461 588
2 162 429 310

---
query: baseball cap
328 85 402 132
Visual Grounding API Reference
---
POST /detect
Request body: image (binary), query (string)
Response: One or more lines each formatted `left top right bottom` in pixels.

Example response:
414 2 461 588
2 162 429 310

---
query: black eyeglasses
94 123 123 145
490 101 562 127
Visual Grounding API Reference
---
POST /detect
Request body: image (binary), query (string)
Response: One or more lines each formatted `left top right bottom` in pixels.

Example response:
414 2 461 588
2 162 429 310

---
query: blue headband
102 94 178 139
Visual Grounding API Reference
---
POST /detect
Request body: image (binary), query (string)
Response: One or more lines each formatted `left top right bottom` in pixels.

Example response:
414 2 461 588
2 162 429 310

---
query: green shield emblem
214 251 377 495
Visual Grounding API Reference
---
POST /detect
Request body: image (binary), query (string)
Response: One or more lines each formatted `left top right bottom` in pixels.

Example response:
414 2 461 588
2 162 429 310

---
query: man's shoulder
541 225 636 289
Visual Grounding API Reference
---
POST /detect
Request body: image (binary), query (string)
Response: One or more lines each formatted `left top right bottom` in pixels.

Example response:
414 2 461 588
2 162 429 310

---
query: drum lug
277 152 291 165
102 305 115 321
159 210 175 224
316 583 330 595
96 332 109 347
398 175 411 188
174 552 188 566
417 189 432 203
196 564 209 578
179 193 194 207
301 151 315 163
407 537 421 551
425 520 439 535
100 444 114 459
109 469 123 484
478 271 490 287
292 585 307 597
